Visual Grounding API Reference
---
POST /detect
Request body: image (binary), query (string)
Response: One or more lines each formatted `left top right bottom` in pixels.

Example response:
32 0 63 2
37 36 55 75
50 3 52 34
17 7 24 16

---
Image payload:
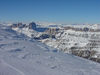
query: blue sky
0 0 100 24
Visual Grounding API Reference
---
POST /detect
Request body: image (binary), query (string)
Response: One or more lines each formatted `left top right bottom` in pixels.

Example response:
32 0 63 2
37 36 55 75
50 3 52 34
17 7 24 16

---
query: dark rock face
29 22 37 30
83 27 89 32
11 23 26 28
17 23 23 27
11 24 17 28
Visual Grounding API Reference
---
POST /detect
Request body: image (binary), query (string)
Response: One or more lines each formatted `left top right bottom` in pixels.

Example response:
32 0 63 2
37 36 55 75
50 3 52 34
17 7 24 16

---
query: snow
41 27 100 57
0 24 100 75
11 23 100 59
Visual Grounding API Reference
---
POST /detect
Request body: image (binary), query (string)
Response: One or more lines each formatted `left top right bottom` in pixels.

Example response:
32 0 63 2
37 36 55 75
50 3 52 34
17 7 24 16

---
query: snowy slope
0 24 100 75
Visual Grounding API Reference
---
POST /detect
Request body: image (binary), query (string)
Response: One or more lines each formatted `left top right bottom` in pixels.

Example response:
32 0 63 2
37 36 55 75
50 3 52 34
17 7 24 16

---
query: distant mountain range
4 22 100 63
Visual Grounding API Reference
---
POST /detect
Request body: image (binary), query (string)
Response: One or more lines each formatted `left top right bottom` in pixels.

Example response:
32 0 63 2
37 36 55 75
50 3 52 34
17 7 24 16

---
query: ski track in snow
0 59 25 75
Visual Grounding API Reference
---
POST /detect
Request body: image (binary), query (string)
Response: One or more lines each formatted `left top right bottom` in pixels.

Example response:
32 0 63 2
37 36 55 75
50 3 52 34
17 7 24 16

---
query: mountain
42 26 100 62
0 23 100 75
11 22 100 62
